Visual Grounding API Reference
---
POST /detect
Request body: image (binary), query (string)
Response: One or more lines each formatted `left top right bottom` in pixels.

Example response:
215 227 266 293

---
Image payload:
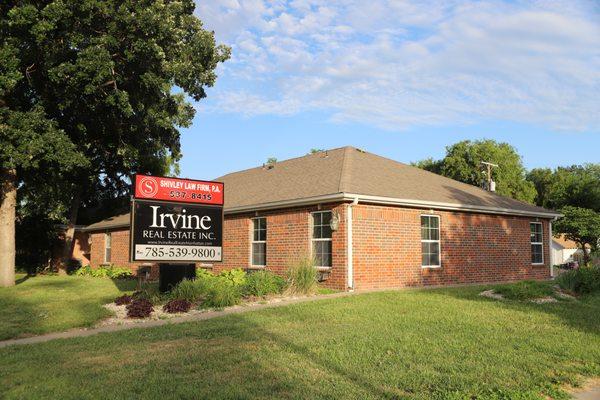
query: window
530 222 544 264
252 218 267 266
104 233 112 263
312 211 332 267
421 215 441 267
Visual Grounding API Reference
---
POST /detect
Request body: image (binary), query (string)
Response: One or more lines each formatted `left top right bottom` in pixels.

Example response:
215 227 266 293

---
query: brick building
83 146 560 290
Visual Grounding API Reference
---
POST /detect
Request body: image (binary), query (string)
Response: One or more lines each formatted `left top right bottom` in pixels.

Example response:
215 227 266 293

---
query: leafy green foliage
528 164 600 212
493 280 554 301
126 298 153 319
163 299 192 314
556 265 600 295
74 265 133 279
169 278 210 303
413 139 536 203
2 0 230 272
218 268 247 287
287 255 318 295
203 278 242 308
554 206 600 263
243 271 286 297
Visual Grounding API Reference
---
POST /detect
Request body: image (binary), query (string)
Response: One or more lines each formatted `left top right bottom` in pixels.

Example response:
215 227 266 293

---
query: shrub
114 294 132 305
126 298 154 318
74 265 133 279
203 278 241 308
169 278 209 303
218 268 247 286
163 299 192 313
493 280 554 301
286 255 317 295
243 271 286 297
556 265 600 295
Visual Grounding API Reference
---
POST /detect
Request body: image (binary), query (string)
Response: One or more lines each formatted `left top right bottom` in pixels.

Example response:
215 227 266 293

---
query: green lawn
0 274 136 340
1 285 598 399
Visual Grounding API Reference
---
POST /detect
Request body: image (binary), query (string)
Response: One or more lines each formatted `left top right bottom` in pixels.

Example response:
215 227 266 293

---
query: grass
0 273 136 340
1 285 599 399
492 280 555 300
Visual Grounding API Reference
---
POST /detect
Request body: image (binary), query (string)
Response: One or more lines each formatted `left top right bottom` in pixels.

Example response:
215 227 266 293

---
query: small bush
74 265 133 279
163 299 192 313
114 294 132 305
170 277 214 303
218 268 247 286
556 265 600 295
243 271 286 297
126 298 154 318
286 255 318 295
203 278 241 308
493 280 554 300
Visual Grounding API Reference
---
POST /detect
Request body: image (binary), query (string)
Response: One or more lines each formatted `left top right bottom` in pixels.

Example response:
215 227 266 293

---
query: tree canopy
413 139 536 203
1 0 229 280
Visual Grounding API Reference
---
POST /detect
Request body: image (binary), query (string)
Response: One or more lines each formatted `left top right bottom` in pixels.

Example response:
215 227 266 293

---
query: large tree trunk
59 188 81 273
0 168 17 287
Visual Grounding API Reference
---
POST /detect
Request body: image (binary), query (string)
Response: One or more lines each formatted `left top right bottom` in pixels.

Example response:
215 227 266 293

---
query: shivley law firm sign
130 175 224 262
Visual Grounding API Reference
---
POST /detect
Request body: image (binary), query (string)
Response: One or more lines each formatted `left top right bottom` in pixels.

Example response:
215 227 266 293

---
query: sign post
130 174 224 291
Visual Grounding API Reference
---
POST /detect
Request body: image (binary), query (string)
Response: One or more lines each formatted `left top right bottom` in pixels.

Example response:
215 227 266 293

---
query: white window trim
251 217 267 267
104 232 112 264
530 222 544 265
421 214 441 269
311 211 333 268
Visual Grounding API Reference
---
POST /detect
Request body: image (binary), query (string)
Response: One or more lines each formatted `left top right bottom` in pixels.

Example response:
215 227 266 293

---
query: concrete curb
0 291 352 349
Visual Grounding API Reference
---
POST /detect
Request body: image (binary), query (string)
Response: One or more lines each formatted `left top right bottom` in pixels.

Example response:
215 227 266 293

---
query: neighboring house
551 235 589 265
84 146 560 290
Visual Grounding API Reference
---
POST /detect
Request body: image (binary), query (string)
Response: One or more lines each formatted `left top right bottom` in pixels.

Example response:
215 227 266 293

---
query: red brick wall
351 204 551 290
214 203 347 290
88 202 551 291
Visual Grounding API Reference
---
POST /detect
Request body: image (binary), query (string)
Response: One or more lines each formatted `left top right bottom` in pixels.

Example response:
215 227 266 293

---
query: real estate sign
130 175 224 263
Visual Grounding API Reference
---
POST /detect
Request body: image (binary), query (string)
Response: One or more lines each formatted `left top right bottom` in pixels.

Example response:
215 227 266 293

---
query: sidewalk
0 291 351 349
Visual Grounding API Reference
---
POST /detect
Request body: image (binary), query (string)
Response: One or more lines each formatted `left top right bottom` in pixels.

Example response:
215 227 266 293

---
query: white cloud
196 0 600 131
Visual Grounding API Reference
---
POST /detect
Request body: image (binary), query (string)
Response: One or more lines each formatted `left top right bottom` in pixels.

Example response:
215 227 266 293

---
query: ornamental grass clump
203 278 241 308
163 299 192 314
286 255 318 295
556 265 600 295
126 298 154 319
243 270 286 297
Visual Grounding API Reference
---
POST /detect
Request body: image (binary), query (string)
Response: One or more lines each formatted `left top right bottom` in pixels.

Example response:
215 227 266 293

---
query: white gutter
224 192 562 219
346 197 358 290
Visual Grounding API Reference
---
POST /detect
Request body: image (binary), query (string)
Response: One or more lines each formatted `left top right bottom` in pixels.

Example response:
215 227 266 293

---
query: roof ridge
338 146 353 192
215 146 352 181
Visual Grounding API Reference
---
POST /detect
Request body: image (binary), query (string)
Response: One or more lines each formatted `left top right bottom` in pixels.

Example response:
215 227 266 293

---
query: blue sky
180 0 600 180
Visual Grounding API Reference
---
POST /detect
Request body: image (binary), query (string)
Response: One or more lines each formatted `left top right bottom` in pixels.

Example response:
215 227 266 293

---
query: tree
1 0 229 284
526 168 554 207
413 140 537 203
411 158 443 175
554 206 600 265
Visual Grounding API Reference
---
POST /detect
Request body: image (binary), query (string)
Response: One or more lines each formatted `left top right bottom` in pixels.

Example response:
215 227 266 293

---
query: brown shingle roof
86 146 559 231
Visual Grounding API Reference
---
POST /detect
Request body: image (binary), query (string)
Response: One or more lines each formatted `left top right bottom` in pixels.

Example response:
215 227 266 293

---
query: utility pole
481 161 498 191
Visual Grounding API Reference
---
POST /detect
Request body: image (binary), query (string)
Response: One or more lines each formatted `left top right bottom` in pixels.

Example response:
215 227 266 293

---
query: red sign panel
133 174 224 205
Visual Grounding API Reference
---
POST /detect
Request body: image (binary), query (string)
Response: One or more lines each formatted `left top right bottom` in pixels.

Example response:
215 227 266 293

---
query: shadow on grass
429 285 600 336
15 275 30 285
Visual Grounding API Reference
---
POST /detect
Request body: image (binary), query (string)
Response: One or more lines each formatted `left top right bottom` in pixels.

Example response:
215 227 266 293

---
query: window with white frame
421 215 441 267
252 217 267 266
104 233 112 263
312 211 332 267
530 222 544 264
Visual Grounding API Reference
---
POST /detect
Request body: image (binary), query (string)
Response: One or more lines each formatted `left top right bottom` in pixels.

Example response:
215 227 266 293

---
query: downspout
549 217 557 278
347 197 358 291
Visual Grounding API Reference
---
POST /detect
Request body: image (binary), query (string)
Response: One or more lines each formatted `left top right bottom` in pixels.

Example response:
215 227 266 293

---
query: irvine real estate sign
130 174 224 263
